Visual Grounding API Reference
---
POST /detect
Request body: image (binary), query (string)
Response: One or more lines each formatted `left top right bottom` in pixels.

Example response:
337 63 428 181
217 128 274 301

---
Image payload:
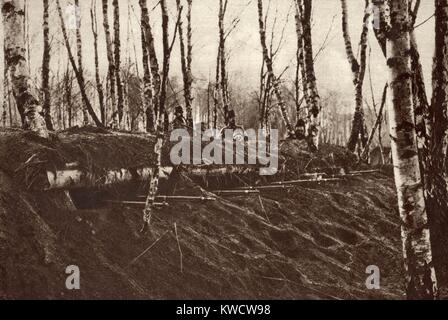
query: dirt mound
0 169 404 299
0 128 156 174
2 129 444 299
0 128 157 190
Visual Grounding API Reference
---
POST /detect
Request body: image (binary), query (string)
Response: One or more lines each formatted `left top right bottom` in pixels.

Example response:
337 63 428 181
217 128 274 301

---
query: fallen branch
128 230 169 267
271 178 341 186
174 223 183 274
258 194 270 223
213 189 261 196
45 167 167 190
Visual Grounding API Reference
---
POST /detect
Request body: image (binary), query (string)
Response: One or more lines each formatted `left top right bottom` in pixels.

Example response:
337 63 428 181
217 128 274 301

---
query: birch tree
374 0 448 271
140 0 161 130
219 0 231 126
186 0 193 126
2 0 48 137
91 2 106 125
143 0 180 230
112 0 124 126
102 0 116 124
373 0 429 161
176 0 194 129
294 7 308 121
257 0 294 137
72 0 89 125
42 0 53 130
340 0 369 153
295 0 321 150
56 0 102 127
139 0 154 132
386 0 437 299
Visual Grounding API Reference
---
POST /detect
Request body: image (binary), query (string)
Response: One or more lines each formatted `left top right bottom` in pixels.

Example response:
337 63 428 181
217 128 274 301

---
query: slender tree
257 0 294 137
340 0 369 152
176 0 194 129
140 0 161 128
2 0 48 137
386 0 438 299
56 0 102 127
64 66 74 128
361 83 388 161
219 0 232 125
102 0 116 124
2 63 8 127
73 0 89 125
294 8 308 120
91 2 106 125
112 0 124 126
143 0 180 230
186 0 194 126
213 46 221 129
139 0 155 133
295 0 321 150
42 0 53 130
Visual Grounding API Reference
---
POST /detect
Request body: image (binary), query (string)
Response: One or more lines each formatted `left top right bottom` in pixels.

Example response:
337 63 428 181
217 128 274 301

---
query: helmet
175 106 184 115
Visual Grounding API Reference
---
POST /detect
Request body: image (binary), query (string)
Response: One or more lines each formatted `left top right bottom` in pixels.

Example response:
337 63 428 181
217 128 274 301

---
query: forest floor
0 127 445 299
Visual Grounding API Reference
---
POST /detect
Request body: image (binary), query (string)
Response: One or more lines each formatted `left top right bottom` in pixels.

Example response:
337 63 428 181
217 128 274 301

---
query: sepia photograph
0 0 447 305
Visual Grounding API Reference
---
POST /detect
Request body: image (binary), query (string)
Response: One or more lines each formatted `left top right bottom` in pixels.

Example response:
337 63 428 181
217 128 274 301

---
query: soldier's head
295 119 306 140
175 106 184 118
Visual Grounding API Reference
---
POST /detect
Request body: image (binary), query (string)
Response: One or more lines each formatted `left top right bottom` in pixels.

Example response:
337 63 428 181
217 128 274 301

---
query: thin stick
128 230 169 266
174 223 183 274
258 195 270 223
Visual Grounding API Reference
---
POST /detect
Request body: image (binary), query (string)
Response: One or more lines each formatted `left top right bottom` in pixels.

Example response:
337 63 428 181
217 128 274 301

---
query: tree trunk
186 0 194 127
361 83 388 161
374 0 430 158
257 0 294 137
386 0 438 300
91 4 106 126
143 0 172 229
294 4 309 121
64 67 73 128
102 0 116 124
56 0 102 128
213 45 221 129
219 0 232 126
295 0 321 150
42 0 53 131
140 0 160 128
340 0 369 152
176 0 190 127
2 63 8 127
426 0 448 275
112 0 124 126
2 0 48 137
73 0 89 126
139 0 155 133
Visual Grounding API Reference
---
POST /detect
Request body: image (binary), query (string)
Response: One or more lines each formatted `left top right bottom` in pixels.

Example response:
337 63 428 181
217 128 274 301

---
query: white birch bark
2 0 48 138
386 0 438 299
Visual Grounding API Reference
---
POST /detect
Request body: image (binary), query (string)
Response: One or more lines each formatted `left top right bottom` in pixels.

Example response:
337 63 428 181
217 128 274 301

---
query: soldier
171 105 187 130
109 111 119 130
220 110 246 141
295 119 306 140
